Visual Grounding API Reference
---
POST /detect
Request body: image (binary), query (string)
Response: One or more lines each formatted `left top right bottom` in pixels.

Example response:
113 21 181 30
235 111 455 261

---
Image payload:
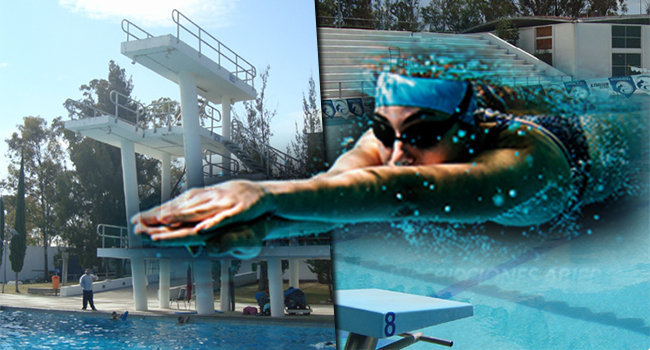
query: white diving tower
64 10 330 317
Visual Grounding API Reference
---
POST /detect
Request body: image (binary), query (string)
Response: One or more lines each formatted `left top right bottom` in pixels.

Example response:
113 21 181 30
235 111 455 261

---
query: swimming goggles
371 112 458 149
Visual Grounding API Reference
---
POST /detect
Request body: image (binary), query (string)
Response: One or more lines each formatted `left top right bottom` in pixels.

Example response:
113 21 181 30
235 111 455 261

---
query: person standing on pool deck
80 268 98 310
131 72 645 242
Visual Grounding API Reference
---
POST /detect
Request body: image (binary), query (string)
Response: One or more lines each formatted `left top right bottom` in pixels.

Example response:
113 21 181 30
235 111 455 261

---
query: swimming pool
333 196 649 349
0 308 335 349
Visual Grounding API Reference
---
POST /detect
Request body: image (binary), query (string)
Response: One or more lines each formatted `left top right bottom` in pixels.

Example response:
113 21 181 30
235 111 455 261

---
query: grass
0 282 53 295
234 281 333 305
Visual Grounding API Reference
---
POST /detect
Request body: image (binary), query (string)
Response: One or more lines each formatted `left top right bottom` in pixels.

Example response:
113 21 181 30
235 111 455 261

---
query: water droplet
452 136 459 143
596 184 605 192
414 210 420 216
477 196 483 202
593 214 600 220
457 130 467 138
587 229 592 235
468 148 474 154
429 184 435 190
381 185 387 191
508 189 517 198
538 174 544 179
444 205 451 212
396 193 403 200
423 181 429 187
472 162 477 167
514 151 520 157
492 194 505 207
517 130 526 136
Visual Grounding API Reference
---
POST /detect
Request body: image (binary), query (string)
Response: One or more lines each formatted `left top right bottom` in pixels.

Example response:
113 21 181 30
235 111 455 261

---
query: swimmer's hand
132 180 274 241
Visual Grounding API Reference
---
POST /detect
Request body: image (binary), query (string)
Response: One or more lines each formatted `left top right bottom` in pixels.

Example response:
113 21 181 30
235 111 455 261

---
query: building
465 15 650 79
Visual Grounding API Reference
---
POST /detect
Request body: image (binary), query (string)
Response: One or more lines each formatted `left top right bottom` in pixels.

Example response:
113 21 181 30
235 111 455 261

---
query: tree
478 0 519 21
306 259 334 302
0 196 4 272
495 17 519 45
317 0 376 28
288 76 325 177
587 0 627 16
10 154 26 292
518 0 555 16
232 65 277 175
6 116 65 280
389 0 421 31
421 0 483 33
62 60 162 270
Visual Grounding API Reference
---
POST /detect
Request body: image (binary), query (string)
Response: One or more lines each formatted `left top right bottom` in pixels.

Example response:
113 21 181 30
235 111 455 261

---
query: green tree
233 65 277 175
389 0 421 31
421 0 483 33
495 17 519 45
518 0 555 15
6 116 65 280
288 76 325 177
62 60 163 269
478 0 519 21
317 0 376 28
0 196 4 273
306 259 334 302
587 0 627 15
10 154 26 292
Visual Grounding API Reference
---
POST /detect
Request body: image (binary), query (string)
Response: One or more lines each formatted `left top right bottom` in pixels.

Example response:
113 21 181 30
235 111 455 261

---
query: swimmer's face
373 106 460 166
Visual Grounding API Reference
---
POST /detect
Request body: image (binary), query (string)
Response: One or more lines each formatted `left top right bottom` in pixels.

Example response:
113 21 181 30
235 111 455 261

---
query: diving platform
121 34 256 104
64 114 231 161
336 289 473 349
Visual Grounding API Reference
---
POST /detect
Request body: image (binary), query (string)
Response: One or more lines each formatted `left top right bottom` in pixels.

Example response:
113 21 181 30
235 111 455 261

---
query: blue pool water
333 196 649 349
0 308 335 349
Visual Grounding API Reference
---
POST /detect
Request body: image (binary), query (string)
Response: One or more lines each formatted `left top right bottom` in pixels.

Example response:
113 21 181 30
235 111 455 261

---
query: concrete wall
516 23 649 80
0 246 59 283
573 24 613 79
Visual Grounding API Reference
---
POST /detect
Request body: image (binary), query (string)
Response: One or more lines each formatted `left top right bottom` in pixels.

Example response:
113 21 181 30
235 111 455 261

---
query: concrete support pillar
220 259 231 312
178 71 204 189
161 153 171 202
289 259 300 289
62 252 69 286
221 96 232 175
267 258 284 317
159 259 170 308
131 257 148 311
120 139 147 311
194 260 214 315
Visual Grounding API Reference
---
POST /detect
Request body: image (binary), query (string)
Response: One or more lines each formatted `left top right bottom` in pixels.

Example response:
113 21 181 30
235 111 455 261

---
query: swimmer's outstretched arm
133 126 572 239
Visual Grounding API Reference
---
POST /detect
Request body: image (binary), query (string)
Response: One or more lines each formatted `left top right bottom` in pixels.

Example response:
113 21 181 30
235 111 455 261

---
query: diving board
335 289 473 349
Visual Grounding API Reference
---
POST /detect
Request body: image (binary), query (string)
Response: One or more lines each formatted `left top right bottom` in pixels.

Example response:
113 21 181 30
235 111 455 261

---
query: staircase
317 27 571 99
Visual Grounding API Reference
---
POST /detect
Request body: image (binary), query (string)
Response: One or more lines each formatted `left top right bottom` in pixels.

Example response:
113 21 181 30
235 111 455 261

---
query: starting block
335 289 473 349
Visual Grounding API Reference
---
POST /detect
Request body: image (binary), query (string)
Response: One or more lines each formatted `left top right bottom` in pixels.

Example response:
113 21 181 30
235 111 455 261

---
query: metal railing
97 224 129 249
231 119 304 178
121 19 154 41
203 151 241 177
109 90 146 129
171 9 256 87
199 100 222 134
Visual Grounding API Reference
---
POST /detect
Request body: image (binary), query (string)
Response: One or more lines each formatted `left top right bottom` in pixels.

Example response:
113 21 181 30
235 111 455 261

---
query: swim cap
374 72 477 125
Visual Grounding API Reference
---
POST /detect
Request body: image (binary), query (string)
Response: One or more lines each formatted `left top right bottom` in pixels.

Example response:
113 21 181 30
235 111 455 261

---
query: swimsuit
479 109 591 208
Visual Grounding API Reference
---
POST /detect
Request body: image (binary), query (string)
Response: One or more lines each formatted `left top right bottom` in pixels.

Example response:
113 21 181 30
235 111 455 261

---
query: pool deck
0 283 334 327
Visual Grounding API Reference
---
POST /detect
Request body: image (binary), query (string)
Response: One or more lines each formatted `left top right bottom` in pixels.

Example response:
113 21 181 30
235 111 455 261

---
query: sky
0 0 320 181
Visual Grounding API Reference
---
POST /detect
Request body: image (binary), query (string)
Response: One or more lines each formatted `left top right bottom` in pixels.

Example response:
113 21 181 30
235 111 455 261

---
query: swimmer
177 316 190 324
132 72 646 242
111 311 128 321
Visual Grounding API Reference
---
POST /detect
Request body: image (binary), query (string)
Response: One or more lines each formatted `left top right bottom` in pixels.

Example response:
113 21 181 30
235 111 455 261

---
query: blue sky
0 0 320 181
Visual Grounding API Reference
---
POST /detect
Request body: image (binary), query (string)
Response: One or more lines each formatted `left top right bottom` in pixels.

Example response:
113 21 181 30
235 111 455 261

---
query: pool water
333 196 649 349
0 308 335 349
